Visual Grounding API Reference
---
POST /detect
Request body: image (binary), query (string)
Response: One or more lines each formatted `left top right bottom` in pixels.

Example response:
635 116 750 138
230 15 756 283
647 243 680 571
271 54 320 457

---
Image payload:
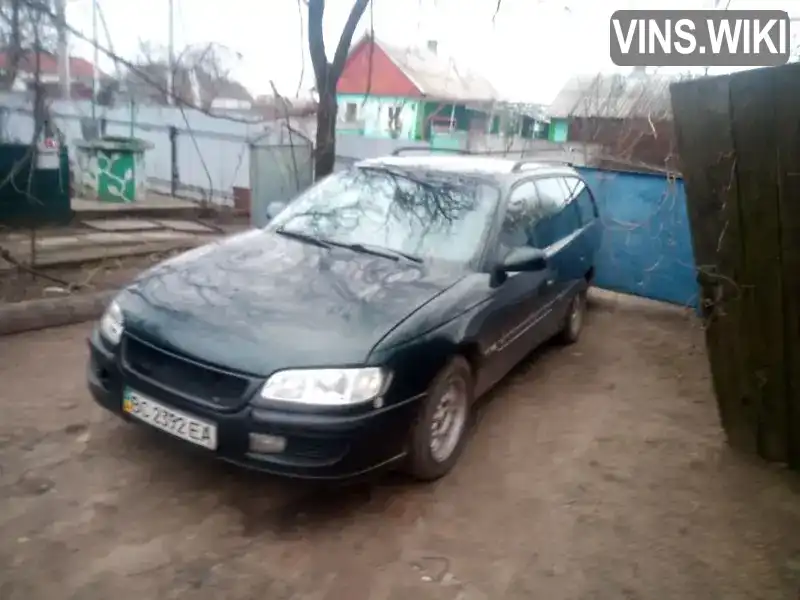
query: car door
531 176 585 337
477 180 561 390
564 175 601 270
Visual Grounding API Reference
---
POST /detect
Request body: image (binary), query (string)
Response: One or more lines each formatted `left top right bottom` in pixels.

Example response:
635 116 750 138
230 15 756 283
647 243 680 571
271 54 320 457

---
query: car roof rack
510 157 576 172
391 146 472 156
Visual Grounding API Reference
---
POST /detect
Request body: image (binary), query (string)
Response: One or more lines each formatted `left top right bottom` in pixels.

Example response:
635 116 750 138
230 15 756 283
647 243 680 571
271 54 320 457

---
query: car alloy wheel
560 291 586 344
429 378 468 463
405 357 473 481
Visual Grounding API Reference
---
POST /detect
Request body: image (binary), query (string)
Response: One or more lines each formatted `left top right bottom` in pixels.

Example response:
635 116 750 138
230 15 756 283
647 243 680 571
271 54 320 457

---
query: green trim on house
336 94 423 140
548 118 569 142
337 93 550 143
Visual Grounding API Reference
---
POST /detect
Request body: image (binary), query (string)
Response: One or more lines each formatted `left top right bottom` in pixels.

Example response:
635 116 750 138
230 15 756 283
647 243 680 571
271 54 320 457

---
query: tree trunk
314 82 338 180
306 0 370 181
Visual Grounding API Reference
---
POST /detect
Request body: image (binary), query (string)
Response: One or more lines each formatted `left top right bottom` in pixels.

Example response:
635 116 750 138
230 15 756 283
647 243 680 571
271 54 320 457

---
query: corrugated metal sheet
548 74 675 120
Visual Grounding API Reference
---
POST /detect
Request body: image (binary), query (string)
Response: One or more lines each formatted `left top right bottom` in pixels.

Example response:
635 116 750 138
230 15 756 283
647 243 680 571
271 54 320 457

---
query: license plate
122 388 218 450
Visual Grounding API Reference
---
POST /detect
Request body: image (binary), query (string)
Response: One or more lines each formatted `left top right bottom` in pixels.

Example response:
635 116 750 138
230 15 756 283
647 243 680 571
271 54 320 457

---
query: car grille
122 335 251 409
287 436 349 461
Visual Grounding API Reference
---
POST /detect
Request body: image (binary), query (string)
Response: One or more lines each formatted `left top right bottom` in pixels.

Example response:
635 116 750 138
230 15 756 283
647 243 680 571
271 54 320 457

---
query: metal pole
96 3 120 79
56 0 70 99
169 126 178 195
167 0 174 105
91 0 98 119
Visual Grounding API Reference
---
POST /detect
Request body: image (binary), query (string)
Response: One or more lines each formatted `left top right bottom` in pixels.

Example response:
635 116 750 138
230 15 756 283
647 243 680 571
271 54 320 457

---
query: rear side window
499 181 539 251
564 176 598 226
534 177 567 215
533 177 581 248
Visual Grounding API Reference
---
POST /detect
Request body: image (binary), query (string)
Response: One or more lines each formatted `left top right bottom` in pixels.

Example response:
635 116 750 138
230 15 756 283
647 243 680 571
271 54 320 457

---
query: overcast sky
64 0 799 104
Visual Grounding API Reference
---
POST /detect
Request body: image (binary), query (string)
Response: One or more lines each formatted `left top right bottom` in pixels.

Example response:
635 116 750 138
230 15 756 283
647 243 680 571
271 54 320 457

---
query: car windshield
267 167 500 264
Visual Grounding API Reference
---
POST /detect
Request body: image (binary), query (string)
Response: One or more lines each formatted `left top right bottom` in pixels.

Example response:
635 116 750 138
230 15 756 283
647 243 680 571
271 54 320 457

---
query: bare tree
306 0 370 181
558 72 686 174
0 0 58 90
124 41 248 110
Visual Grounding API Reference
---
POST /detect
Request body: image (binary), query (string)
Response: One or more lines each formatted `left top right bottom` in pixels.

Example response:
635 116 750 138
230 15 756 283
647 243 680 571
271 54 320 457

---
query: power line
22 0 275 125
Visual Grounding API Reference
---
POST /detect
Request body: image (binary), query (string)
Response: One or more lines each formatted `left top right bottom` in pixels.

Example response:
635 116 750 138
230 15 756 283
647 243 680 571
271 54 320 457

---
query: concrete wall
0 93 605 208
0 94 275 205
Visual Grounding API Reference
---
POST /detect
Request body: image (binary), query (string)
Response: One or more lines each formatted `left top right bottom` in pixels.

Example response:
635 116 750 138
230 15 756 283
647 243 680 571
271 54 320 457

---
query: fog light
249 433 287 454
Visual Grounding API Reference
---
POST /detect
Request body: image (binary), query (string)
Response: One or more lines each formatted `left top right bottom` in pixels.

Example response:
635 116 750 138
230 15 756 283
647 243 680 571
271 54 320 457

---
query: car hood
118 229 464 375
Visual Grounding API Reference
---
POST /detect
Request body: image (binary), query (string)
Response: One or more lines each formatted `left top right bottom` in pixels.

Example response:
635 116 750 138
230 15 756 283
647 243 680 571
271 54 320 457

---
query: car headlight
99 300 124 345
259 367 391 407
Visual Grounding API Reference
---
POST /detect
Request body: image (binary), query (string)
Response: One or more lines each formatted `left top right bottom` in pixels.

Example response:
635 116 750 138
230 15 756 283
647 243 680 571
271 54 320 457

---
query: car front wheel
558 290 587 344
404 356 473 481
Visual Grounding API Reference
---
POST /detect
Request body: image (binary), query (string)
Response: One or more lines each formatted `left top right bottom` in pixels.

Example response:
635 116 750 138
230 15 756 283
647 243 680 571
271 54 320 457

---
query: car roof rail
510 157 574 172
391 146 472 156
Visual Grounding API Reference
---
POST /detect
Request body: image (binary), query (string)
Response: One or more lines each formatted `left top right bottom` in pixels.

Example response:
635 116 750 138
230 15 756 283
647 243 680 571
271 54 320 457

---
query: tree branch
307 0 328 90
330 0 370 79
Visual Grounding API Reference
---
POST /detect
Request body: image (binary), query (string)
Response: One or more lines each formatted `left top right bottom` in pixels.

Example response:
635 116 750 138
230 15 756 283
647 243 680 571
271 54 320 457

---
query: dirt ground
0 254 172 304
0 218 249 303
1 297 799 600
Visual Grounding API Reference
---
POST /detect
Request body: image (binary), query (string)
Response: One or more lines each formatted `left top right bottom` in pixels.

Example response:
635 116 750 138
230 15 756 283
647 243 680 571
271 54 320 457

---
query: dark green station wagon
87 151 601 481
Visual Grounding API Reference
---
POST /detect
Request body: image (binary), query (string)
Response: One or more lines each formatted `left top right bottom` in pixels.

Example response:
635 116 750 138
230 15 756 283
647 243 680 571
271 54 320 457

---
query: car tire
404 356 473 481
558 290 587 345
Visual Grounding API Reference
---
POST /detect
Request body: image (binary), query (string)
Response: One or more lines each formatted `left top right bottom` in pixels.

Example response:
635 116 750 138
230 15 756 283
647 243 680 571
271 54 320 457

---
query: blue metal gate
576 167 698 308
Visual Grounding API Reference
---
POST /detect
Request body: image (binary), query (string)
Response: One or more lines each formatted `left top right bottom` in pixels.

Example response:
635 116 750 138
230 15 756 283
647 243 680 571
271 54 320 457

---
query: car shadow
471 298 602 418
110 303 602 537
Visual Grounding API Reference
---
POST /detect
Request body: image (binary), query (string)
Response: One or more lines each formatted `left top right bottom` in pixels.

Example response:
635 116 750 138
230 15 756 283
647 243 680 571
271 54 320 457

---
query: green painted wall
337 94 422 140
549 118 569 142
0 144 71 226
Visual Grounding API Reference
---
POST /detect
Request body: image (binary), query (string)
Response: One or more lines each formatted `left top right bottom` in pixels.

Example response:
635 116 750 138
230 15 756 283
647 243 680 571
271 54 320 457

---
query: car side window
498 181 540 252
533 177 581 248
563 176 598 226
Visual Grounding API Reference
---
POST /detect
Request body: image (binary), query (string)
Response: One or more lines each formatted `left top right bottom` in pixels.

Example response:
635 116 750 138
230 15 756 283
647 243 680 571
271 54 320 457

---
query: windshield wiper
274 227 332 249
327 240 423 264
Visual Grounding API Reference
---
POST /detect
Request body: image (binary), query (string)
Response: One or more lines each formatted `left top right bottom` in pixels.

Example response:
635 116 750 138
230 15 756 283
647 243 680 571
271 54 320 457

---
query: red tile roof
0 52 99 78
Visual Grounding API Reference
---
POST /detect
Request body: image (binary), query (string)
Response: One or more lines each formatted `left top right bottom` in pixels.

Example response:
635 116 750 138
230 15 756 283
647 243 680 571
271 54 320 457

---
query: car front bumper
86 330 423 480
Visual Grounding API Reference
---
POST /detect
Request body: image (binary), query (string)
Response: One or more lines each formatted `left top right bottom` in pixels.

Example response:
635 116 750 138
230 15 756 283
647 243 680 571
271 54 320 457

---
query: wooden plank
670 76 755 453
729 67 788 462
773 63 800 469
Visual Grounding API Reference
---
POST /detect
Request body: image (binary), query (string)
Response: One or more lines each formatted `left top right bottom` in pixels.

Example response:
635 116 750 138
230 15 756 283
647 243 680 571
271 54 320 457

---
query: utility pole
96 3 119 79
56 0 70 99
91 0 99 119
167 0 174 105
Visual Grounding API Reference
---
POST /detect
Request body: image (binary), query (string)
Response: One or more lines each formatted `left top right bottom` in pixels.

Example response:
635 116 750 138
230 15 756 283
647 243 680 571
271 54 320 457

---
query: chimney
427 40 438 54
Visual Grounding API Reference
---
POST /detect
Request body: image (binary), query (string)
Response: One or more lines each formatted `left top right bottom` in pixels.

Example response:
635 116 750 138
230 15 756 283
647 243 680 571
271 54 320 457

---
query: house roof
548 73 675 120
0 52 98 78
354 36 500 103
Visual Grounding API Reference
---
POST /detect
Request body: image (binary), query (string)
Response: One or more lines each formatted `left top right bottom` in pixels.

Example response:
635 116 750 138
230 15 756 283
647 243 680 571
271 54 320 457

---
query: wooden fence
670 63 800 469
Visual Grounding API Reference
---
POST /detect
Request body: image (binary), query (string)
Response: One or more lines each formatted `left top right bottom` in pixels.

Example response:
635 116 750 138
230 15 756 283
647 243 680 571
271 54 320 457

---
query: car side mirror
490 247 547 287
500 246 547 272
266 201 287 221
